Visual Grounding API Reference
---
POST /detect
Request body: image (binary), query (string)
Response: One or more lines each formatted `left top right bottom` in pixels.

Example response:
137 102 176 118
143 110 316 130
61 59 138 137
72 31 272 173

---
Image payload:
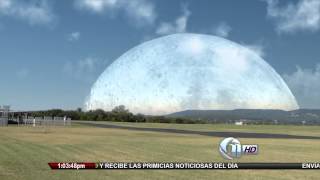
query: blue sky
0 0 320 110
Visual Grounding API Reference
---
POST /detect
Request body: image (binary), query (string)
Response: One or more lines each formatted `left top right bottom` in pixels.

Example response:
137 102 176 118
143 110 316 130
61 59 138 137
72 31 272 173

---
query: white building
235 121 244 126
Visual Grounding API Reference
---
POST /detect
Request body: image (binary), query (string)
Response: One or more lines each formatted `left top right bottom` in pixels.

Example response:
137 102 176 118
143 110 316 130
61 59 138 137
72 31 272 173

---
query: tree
77 108 82 113
112 105 129 114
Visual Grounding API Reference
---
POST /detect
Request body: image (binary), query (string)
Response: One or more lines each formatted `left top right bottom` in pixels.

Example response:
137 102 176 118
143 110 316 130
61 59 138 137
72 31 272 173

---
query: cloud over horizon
283 64 320 109
16 68 29 79
63 57 108 83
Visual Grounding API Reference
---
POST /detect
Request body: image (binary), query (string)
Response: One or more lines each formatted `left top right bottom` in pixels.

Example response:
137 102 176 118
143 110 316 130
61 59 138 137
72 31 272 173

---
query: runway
76 121 320 139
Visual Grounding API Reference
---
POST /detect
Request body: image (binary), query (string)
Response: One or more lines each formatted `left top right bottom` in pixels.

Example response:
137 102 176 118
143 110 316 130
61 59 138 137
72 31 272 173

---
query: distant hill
167 109 320 124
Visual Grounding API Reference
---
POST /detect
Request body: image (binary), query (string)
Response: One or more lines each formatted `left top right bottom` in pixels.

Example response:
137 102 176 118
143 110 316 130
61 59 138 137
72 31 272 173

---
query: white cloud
75 0 117 13
283 64 320 109
156 4 191 35
242 43 265 57
75 0 156 26
0 0 55 26
265 0 320 33
211 22 231 37
63 57 107 83
68 32 81 41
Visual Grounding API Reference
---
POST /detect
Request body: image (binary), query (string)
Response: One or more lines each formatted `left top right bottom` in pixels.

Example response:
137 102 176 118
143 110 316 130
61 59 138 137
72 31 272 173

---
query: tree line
27 105 205 124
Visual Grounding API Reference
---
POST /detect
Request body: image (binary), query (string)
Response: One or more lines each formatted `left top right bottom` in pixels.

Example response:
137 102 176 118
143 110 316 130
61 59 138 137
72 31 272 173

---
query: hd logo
219 137 258 160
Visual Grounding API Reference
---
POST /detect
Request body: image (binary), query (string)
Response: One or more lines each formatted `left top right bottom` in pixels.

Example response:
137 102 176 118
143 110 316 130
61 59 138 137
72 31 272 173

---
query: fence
0 117 8 126
19 116 71 127
0 105 9 126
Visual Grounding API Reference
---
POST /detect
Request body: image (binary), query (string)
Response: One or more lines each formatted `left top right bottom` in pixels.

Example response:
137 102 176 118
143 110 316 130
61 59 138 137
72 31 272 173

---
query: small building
235 121 243 126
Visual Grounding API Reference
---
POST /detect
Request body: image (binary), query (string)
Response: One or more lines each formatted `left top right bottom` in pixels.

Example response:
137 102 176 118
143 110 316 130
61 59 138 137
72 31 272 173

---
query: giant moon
85 33 299 115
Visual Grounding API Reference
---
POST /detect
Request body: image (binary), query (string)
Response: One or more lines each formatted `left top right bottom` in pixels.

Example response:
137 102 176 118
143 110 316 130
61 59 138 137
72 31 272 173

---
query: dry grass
0 124 319 180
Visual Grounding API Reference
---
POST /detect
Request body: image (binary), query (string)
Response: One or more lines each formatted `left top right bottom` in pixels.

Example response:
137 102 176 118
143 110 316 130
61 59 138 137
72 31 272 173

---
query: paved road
75 121 320 139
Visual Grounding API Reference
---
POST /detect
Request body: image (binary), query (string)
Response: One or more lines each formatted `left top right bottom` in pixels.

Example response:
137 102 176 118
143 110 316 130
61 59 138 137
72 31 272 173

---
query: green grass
0 124 320 180
76 120 320 137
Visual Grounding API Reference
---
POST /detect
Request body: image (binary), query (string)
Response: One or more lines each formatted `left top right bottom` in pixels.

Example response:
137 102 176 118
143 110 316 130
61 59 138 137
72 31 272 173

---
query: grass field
0 123 320 180
76 120 320 137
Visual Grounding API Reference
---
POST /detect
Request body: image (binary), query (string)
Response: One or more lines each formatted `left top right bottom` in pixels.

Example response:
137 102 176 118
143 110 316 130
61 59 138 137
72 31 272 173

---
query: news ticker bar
48 162 320 170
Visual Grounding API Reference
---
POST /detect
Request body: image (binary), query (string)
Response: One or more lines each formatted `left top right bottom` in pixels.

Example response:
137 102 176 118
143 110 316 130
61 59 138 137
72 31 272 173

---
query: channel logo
219 137 258 160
